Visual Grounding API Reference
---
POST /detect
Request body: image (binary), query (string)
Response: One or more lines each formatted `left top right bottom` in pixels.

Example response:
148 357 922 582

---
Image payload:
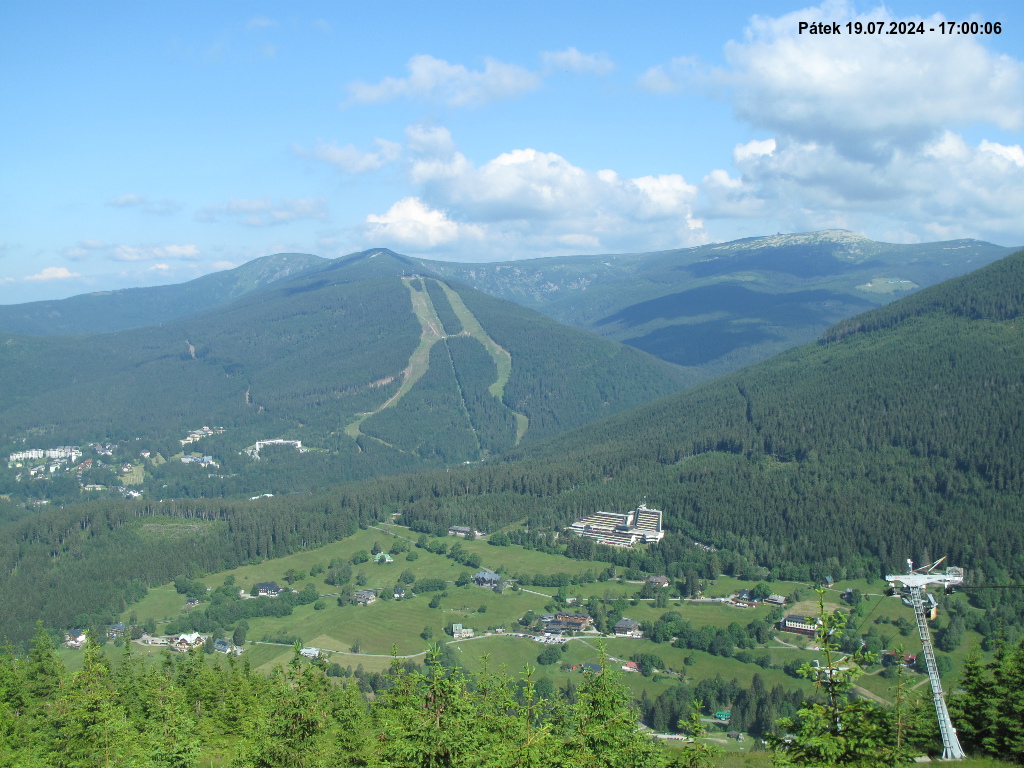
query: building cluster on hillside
180 426 226 446
566 503 664 547
8 446 82 464
244 438 305 459
180 454 218 468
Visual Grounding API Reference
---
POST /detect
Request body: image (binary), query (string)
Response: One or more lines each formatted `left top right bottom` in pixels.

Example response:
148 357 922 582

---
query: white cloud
247 16 277 28
718 2 1023 159
365 197 481 247
62 239 107 261
148 263 170 272
300 138 401 173
699 131 1024 241
637 56 702 94
25 266 82 281
541 47 613 75
107 193 181 215
112 244 201 262
347 54 541 107
197 198 329 227
362 135 705 256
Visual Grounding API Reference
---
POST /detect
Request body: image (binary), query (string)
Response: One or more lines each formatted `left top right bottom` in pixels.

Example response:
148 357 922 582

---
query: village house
355 589 377 605
173 633 205 652
621 661 640 672
256 581 284 597
300 647 320 659
542 612 593 635
613 618 643 638
66 631 87 649
108 622 127 638
374 552 394 564
778 615 821 637
647 575 670 588
765 594 787 606
473 572 501 589
213 638 233 654
451 624 475 639
394 587 406 600
448 525 481 538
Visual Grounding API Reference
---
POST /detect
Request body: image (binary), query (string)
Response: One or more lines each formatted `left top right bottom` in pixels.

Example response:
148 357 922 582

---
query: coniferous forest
1 250 1024 764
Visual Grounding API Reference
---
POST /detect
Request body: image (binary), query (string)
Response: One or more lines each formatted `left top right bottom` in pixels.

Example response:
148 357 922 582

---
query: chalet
765 594 787 606
473 572 501 589
213 638 232 654
613 618 643 638
185 598 201 608
300 647 320 659
355 589 377 605
374 552 394 564
108 622 127 638
451 624 475 639
648 575 670 588
173 633 204 651
778 615 821 637
66 631 87 649
543 612 592 635
394 588 406 600
256 582 284 597
621 661 640 672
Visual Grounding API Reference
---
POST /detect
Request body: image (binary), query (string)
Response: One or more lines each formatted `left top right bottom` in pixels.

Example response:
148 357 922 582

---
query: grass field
116 525 989 747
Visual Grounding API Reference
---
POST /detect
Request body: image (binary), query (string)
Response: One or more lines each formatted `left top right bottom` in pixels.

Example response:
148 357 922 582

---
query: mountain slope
0 260 688 494
423 230 1019 378
0 252 326 335
394 249 1024 579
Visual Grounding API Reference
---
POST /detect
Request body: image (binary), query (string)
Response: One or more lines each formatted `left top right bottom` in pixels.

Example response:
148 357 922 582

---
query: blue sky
2 0 1022 302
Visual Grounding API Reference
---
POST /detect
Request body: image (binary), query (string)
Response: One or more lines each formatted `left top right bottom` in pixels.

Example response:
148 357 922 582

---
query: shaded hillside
4 253 1024 649
394 250 1024 583
0 252 326 335
425 230 1019 379
0 262 688 494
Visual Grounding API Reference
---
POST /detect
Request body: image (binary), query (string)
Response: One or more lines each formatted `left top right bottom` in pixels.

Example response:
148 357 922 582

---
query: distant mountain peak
708 229 871 253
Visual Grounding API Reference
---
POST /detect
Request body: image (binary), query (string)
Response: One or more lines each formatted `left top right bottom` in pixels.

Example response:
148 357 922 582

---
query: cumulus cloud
347 54 541 107
541 47 613 75
361 133 705 256
25 266 82 281
299 138 402 173
722 2 1022 159
107 193 181 215
627 2 1024 243
197 197 329 227
113 244 201 262
365 198 481 247
699 132 1024 241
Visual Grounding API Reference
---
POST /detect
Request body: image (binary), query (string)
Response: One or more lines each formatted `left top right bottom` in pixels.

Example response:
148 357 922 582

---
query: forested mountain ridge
4 251 1023 650
0 252 327 335
0 258 689 497
424 230 1019 378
